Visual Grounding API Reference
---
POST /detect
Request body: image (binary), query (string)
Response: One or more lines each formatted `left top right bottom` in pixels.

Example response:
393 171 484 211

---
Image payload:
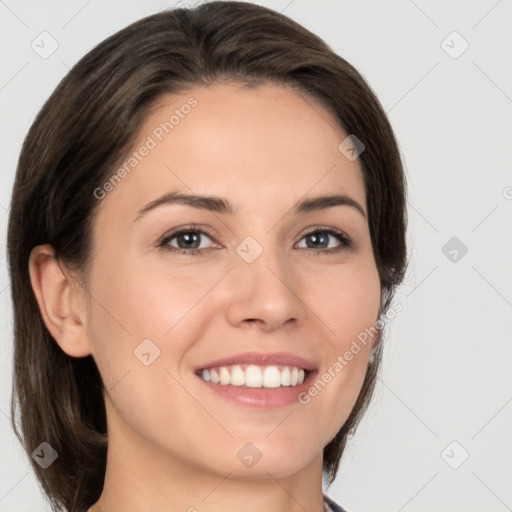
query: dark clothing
324 493 348 512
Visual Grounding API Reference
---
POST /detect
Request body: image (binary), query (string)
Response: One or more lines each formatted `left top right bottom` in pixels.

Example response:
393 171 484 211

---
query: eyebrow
133 191 366 222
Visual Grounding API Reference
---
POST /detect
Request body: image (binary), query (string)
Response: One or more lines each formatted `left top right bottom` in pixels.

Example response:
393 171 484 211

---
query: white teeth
219 367 231 385
245 365 263 387
262 366 281 388
198 364 308 388
280 366 291 386
230 365 246 386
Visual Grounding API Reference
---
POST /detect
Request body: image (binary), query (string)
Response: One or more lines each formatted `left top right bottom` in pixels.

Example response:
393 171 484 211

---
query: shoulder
323 493 349 512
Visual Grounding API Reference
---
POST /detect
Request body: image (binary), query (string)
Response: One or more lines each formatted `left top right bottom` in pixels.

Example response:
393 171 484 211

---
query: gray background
1 0 511 510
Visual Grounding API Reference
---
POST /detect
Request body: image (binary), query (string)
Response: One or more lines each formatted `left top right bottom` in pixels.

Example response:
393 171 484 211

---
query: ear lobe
28 244 92 358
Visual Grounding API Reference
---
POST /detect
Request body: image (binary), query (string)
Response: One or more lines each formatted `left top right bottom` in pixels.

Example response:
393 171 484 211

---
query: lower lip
195 371 317 409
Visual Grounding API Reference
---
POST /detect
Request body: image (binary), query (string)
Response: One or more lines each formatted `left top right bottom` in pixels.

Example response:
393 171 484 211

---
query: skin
29 83 381 512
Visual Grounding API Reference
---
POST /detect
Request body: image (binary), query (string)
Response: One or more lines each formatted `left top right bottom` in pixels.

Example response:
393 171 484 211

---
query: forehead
96 82 366 223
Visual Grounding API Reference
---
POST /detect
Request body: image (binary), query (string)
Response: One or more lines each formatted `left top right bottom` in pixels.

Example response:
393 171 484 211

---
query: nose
223 243 308 332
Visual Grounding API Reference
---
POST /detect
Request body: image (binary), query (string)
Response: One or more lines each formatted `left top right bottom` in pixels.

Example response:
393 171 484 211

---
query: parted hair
7 2 408 511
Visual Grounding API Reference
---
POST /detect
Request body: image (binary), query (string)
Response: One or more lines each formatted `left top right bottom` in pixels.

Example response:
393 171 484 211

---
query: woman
7 2 408 511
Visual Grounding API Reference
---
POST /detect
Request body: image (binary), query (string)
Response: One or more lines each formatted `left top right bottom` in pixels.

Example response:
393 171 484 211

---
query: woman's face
85 83 381 479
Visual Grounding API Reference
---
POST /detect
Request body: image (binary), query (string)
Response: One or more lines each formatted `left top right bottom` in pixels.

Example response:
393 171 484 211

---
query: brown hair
7 2 408 511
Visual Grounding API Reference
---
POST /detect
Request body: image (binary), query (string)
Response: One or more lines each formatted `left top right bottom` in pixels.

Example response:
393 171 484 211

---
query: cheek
297 262 380 421
303 260 381 342
85 255 223 397
84 262 209 437
89 253 210 341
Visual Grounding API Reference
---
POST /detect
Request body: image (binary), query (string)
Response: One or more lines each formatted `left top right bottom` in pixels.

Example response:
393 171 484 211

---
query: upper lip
195 351 318 372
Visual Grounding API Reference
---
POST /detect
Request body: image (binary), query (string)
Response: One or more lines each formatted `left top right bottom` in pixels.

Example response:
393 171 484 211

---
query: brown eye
158 225 217 256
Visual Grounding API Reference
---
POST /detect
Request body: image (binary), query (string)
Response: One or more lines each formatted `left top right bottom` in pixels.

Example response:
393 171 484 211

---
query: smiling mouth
195 364 309 389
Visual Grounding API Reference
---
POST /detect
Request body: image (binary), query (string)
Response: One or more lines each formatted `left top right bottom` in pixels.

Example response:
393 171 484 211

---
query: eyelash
157 224 354 257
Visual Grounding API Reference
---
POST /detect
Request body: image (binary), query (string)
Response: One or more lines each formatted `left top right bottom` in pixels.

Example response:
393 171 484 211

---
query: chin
210 445 318 480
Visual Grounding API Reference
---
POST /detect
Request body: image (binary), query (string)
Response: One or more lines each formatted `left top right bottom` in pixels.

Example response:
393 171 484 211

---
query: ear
28 244 92 358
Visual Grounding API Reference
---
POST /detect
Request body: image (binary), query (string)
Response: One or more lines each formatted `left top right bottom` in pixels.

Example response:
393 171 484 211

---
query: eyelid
158 224 216 242
299 224 350 240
